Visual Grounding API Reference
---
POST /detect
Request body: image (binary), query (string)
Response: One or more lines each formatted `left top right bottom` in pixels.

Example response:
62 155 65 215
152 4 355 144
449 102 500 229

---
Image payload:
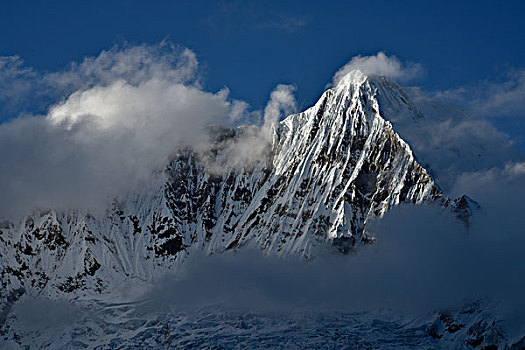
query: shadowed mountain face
1 70 458 302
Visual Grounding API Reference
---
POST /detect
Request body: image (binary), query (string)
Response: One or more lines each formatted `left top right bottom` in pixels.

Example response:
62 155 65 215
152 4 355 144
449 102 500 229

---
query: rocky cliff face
0 70 453 301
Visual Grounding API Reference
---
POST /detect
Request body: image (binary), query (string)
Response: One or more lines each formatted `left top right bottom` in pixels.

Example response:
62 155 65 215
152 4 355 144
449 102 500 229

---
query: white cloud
0 44 235 216
332 52 424 86
217 86 262 124
0 42 202 121
0 43 301 216
263 83 297 129
202 83 298 173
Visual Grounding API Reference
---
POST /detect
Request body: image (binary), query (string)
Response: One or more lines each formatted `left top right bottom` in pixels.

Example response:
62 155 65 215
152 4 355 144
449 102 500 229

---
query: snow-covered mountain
3 70 515 348
0 70 445 296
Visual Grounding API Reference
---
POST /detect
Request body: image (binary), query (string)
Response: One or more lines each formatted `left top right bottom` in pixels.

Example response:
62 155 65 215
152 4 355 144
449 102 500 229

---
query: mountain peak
333 69 368 89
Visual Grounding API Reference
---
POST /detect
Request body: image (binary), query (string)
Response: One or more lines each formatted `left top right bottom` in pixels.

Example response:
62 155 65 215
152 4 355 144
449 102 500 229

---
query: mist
134 162 525 336
136 209 468 315
12 297 82 333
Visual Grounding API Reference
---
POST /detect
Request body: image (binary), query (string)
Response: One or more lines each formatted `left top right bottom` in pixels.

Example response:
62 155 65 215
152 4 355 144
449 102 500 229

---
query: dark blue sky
1 0 524 110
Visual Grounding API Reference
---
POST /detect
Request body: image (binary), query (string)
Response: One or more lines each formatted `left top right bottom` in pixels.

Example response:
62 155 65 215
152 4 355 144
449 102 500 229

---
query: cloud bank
0 43 299 216
135 162 525 337
332 52 424 86
0 80 229 215
0 45 227 215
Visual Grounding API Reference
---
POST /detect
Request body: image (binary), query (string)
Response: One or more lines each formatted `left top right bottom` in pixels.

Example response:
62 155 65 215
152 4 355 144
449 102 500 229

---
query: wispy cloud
263 83 297 128
432 68 525 150
435 68 525 118
204 1 308 34
202 83 298 173
331 52 424 86
257 15 308 33
0 56 47 118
